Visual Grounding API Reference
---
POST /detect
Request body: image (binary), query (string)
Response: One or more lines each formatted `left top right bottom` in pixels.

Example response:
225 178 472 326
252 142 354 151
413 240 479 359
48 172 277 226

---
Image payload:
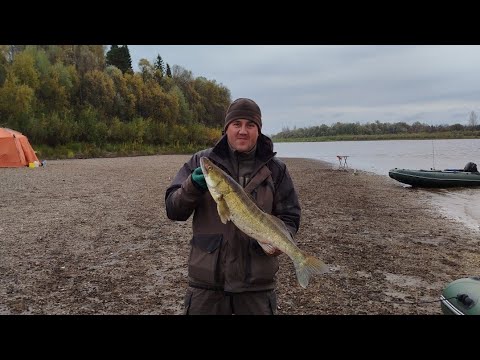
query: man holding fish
165 98 327 315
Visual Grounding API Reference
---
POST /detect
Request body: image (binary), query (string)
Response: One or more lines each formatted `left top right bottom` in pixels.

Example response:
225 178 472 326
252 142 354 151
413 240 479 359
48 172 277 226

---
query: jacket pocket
246 238 279 285
188 234 223 285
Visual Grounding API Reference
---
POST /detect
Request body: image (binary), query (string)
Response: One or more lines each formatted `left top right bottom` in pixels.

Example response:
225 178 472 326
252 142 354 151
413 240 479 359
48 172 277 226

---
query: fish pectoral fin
257 241 277 255
217 200 231 224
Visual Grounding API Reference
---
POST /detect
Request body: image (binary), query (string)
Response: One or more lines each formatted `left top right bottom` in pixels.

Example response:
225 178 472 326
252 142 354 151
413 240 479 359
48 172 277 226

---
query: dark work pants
183 286 277 315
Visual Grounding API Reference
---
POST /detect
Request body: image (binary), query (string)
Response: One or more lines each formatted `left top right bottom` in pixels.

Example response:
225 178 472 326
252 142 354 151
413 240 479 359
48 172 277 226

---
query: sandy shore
1 155 479 314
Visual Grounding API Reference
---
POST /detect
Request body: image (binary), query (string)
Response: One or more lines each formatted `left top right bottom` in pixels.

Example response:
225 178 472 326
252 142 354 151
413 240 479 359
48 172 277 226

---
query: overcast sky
128 45 480 135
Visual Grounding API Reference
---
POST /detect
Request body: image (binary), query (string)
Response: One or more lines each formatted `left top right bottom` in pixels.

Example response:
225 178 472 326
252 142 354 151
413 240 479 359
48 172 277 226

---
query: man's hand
191 167 207 190
258 241 282 256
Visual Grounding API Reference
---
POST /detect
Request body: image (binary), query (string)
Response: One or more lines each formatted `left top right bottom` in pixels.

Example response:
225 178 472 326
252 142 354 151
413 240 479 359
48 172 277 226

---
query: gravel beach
1 155 479 314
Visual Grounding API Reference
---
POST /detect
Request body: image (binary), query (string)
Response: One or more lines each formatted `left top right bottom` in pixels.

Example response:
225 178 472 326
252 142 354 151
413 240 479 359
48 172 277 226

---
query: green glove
192 167 207 190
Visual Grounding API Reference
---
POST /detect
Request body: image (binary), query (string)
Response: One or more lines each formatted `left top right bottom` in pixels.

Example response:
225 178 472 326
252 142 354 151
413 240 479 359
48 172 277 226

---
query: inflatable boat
389 162 480 188
440 277 480 315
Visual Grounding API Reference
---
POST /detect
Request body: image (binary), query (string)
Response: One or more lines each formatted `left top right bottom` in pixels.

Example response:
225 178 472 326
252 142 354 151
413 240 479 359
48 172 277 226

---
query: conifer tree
154 55 165 75
106 45 120 68
106 45 132 74
166 63 172 77
121 45 133 74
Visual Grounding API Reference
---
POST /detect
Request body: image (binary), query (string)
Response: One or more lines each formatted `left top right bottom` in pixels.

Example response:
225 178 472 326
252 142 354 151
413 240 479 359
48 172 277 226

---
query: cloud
127 45 480 134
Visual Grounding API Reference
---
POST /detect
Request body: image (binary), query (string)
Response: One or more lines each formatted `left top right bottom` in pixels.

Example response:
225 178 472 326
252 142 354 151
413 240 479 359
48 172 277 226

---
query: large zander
200 156 329 288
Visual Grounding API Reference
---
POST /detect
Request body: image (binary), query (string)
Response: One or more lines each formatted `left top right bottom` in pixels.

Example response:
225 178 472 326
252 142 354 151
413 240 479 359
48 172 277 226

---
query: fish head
200 157 222 187
200 157 230 195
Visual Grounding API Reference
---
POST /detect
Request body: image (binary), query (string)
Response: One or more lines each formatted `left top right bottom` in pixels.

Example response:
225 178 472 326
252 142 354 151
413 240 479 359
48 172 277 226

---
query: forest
0 45 231 158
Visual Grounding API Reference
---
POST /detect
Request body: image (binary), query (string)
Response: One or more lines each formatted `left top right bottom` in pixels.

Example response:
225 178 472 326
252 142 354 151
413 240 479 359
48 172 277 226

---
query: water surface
274 139 480 231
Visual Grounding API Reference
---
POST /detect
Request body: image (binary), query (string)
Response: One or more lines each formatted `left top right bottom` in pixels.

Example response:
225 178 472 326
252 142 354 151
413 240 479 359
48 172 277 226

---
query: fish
200 156 329 288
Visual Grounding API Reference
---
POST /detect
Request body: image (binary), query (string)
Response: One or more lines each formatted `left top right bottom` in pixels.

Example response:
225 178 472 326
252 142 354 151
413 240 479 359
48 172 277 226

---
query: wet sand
421 188 480 232
1 155 479 314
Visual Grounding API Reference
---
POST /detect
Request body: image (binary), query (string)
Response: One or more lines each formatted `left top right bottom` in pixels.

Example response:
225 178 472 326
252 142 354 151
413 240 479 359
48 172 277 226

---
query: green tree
0 46 7 86
0 73 36 129
172 65 201 121
81 70 115 116
37 65 69 113
139 82 179 123
193 77 231 127
154 55 165 76
168 84 193 125
106 65 136 120
106 45 120 67
106 45 133 74
121 45 133 74
11 51 40 90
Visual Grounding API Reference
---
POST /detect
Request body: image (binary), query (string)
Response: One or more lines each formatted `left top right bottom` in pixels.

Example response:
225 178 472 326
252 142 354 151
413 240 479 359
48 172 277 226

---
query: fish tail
294 253 329 289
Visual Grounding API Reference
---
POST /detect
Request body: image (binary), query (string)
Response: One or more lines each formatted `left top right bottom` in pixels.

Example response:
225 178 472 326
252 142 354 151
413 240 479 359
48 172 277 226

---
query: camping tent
0 128 39 167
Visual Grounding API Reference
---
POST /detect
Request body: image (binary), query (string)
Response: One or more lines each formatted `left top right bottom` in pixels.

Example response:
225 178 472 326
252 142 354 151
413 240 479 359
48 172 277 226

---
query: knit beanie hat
224 98 262 132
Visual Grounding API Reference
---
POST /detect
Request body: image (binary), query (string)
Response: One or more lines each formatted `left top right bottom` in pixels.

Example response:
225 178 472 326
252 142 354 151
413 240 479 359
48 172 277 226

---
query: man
165 98 301 315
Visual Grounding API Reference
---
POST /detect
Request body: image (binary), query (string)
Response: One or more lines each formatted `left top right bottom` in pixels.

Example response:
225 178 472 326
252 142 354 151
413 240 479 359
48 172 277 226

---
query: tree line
0 45 231 158
272 116 480 141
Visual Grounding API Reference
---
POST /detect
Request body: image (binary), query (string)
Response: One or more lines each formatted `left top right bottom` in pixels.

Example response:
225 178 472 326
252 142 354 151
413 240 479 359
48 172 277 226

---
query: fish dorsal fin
267 214 295 244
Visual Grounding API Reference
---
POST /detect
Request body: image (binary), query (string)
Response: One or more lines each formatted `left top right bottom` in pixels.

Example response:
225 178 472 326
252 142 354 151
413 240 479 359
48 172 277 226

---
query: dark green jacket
165 134 301 292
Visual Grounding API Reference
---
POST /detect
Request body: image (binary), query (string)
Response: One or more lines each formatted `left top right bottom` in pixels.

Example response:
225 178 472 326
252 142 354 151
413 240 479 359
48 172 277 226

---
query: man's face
226 119 259 152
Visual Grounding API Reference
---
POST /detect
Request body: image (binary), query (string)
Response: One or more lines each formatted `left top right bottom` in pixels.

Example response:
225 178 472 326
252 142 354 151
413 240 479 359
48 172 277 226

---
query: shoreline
1 155 479 314
285 154 480 235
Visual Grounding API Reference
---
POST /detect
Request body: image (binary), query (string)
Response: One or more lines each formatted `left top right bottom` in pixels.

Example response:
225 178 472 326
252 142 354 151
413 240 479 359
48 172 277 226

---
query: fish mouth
200 157 210 176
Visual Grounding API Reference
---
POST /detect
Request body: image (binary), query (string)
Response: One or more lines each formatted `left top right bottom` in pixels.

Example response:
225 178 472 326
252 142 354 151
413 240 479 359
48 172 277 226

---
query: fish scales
200 156 329 288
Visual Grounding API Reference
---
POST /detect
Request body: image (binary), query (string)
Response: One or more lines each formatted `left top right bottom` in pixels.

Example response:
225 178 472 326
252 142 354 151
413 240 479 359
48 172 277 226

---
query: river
274 139 480 232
